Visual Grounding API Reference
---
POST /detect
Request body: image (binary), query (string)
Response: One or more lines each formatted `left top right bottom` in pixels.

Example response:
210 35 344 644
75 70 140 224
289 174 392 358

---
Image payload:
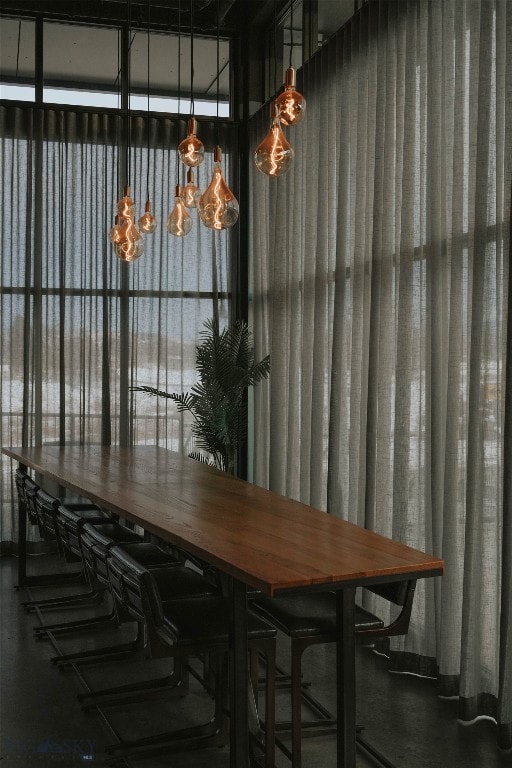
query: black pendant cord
215 0 220 146
190 0 195 119
126 0 131 188
273 0 278 95
289 0 294 68
116 27 122 193
145 0 151 201
176 0 181 182
15 21 21 77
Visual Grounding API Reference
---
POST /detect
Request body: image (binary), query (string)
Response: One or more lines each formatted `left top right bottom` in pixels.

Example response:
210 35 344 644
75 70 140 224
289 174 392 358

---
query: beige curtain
249 0 511 749
0 105 235 545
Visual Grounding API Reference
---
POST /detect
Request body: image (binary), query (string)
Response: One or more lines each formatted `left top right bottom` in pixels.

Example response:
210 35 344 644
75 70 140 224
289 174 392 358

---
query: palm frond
131 385 174 400
132 319 270 475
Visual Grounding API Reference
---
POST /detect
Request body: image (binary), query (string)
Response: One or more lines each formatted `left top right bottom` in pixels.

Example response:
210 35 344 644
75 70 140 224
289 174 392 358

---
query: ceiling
0 0 265 34
0 1 359 107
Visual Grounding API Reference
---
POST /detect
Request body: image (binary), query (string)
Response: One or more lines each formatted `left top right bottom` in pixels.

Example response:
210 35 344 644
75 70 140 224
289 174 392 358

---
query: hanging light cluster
254 1 306 178
110 0 239 260
110 0 157 262
167 0 238 237
109 187 146 261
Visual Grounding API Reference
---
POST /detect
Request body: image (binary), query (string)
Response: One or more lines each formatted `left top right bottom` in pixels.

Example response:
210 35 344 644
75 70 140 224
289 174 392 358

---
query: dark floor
0 553 510 768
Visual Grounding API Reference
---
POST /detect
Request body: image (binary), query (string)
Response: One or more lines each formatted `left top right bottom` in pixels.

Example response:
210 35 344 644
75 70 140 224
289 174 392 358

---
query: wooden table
3 445 444 768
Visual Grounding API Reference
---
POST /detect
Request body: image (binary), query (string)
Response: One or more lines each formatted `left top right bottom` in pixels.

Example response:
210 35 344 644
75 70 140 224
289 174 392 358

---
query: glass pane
281 0 359 70
41 132 119 290
41 294 115 445
129 30 230 117
0 130 31 287
43 22 119 108
131 297 230 452
0 18 35 101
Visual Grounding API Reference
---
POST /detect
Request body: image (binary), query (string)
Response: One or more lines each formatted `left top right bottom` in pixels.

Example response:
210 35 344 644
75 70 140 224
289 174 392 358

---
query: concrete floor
0 553 510 768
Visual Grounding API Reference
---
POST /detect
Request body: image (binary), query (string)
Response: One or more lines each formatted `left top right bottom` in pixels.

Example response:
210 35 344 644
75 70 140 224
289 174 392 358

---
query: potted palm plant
131 318 270 476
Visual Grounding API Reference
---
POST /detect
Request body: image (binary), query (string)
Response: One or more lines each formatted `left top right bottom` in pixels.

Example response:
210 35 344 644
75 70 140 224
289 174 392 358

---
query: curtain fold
249 0 511 750
1 104 236 545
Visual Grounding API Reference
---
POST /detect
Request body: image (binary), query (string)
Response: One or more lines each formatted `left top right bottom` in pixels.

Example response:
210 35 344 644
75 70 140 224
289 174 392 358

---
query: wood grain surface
3 445 444 595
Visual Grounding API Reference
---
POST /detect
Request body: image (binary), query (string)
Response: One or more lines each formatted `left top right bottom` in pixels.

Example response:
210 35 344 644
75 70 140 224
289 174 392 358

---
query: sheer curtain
0 104 235 546
249 0 511 750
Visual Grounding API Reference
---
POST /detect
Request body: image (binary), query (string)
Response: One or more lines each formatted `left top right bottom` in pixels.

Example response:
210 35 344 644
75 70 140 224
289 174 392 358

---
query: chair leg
17 571 83 590
103 651 229 761
262 639 276 768
247 640 276 768
23 588 102 612
291 641 304 768
80 674 179 711
52 620 146 670
33 606 118 637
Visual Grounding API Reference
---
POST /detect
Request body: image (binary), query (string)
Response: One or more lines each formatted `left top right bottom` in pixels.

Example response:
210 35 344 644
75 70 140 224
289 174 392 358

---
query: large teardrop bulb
138 200 158 234
254 102 295 177
166 185 193 237
183 168 201 208
178 117 205 167
112 187 145 262
275 67 306 126
109 215 124 244
114 237 145 262
198 146 239 231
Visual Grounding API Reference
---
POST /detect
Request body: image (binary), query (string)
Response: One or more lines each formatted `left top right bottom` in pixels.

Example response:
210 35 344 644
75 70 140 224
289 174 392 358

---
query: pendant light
254 100 294 176
138 0 158 233
183 167 201 208
167 2 193 237
178 2 204 167
109 215 124 244
275 0 306 126
178 117 204 167
167 183 193 236
198 1 238 230
111 11 144 262
198 146 239 230
115 186 145 261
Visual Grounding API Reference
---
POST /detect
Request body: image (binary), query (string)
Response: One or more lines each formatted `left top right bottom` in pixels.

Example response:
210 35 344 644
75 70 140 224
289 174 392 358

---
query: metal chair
22 490 108 611
15 468 38 528
97 545 276 767
251 580 417 768
77 542 221 701
32 518 142 638
52 538 207 668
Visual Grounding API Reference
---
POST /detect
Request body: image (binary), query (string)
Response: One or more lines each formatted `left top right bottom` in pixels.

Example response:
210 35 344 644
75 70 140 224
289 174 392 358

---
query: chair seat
57 506 112 555
58 490 101 507
162 598 277 647
85 522 143 548
154 566 219 600
119 542 183 569
114 565 218 616
252 592 384 638
80 522 143 582
58 504 110 526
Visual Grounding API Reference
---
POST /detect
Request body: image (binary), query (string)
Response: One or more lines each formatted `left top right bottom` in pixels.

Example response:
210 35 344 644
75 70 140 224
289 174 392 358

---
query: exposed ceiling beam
0 0 241 35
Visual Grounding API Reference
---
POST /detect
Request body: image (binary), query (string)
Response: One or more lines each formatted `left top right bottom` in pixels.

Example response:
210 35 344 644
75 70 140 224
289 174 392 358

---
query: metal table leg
337 587 356 768
17 461 28 587
230 577 249 768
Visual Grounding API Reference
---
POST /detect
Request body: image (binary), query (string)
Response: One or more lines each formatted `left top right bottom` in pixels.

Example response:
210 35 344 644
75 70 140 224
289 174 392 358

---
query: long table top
3 445 444 595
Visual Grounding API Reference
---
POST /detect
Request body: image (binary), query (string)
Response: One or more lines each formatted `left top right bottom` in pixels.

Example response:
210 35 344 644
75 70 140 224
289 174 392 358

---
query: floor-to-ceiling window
250 0 511 752
0 14 238 544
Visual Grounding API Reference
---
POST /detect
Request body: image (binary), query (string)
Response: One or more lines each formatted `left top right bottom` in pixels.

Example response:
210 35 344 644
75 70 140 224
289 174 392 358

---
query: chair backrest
22 475 41 528
14 468 27 510
79 522 116 587
35 488 60 536
108 545 162 627
56 505 107 556
357 579 417 639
